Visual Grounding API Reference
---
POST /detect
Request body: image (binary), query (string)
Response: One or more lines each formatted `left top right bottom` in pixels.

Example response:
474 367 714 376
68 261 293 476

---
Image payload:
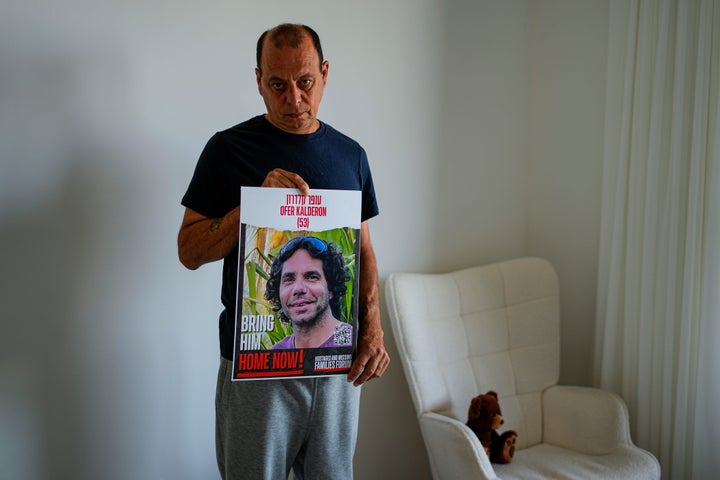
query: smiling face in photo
279 249 332 328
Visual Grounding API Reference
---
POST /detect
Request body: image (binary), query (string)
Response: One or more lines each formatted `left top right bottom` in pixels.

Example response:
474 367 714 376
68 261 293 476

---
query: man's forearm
178 207 240 270
358 223 383 339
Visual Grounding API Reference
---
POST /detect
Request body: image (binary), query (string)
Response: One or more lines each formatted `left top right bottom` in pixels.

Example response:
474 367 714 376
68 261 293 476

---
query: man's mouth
289 299 314 308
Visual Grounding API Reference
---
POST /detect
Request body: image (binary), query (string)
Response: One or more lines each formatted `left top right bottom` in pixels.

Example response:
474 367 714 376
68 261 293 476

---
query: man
177 23 389 480
266 236 353 349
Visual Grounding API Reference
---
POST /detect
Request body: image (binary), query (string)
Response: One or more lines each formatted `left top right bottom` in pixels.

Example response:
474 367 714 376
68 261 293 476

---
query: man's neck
292 315 341 348
263 114 320 135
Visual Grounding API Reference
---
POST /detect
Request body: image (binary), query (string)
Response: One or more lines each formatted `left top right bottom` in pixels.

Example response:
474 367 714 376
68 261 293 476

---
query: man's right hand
261 168 310 195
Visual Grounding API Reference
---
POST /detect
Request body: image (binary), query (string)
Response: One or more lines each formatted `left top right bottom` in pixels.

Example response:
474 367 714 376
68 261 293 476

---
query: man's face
256 34 329 134
279 248 332 327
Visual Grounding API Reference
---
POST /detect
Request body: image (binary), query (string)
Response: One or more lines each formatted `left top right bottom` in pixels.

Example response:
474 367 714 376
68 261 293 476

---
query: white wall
526 0 609 386
0 1 608 479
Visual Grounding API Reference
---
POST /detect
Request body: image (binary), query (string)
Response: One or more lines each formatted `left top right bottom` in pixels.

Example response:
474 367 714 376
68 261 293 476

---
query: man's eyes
270 79 313 91
281 273 321 283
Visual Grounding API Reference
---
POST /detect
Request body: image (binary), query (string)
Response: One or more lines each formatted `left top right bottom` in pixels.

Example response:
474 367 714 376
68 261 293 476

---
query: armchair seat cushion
494 443 661 480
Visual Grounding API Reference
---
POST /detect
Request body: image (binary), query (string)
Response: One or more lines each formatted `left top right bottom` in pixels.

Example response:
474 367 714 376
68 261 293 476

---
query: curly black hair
265 236 350 323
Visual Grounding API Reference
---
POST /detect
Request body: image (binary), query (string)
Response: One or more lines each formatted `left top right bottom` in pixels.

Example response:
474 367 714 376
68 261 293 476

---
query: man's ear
320 60 329 85
255 67 263 93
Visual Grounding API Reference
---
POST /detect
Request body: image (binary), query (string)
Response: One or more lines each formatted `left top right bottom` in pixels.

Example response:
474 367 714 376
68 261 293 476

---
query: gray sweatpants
215 358 361 480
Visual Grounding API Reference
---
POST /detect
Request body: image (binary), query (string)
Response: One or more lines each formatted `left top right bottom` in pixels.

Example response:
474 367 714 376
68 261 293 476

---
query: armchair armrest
418 411 498 480
543 385 633 455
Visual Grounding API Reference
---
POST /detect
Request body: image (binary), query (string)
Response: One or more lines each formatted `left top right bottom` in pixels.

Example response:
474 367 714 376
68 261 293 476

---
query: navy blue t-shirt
181 115 379 359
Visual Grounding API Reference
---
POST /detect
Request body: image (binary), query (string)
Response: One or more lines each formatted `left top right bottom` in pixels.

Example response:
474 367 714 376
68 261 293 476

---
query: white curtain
594 0 720 479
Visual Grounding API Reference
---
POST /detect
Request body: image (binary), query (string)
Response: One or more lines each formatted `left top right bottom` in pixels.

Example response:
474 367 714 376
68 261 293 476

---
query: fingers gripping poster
233 187 361 380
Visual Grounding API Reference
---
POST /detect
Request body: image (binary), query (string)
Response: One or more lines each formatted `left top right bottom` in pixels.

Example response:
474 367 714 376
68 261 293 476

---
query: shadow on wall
0 42 116 477
0 42 178 479
1 160 102 479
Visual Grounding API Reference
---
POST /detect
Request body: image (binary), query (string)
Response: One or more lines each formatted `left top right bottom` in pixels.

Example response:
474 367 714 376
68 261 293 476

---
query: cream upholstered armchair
385 257 660 480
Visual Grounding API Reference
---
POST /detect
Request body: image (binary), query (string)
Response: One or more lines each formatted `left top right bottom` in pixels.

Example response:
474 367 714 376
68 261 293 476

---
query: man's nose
291 280 307 295
285 83 302 105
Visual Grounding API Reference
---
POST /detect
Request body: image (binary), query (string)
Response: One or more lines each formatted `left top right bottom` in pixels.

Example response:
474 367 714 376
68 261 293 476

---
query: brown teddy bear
466 390 518 464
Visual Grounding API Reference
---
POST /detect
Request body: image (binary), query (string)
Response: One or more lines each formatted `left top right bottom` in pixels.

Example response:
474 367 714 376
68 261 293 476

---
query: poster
232 187 362 380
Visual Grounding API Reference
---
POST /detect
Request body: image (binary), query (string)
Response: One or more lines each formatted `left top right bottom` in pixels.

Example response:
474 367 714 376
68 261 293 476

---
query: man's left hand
347 328 389 386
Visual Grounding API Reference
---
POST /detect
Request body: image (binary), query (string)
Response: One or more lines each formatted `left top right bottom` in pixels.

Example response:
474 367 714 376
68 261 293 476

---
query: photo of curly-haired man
265 236 353 349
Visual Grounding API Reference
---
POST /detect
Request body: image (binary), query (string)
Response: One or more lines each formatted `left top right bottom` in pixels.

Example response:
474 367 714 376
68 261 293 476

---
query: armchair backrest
385 257 560 449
